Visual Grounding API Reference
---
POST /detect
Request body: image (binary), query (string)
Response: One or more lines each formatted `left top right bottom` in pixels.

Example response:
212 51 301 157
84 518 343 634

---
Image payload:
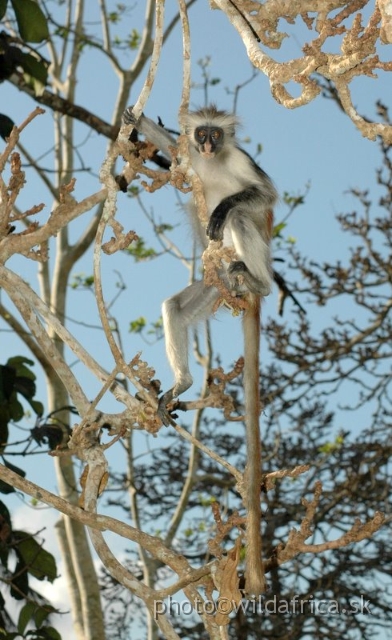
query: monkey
122 106 277 414
122 105 277 595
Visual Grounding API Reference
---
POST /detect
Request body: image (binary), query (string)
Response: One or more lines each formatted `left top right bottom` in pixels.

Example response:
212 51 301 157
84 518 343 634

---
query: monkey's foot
227 261 248 293
157 390 178 427
228 261 271 297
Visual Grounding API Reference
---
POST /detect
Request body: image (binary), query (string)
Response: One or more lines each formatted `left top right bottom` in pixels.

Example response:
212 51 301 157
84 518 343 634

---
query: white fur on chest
190 145 257 213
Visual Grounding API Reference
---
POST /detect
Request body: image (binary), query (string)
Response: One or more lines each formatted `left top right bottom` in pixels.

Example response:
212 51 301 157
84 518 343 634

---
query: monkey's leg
158 281 220 426
229 216 273 296
227 261 270 297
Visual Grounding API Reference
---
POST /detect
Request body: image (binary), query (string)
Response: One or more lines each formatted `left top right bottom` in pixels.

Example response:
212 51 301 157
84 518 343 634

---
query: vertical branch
178 0 191 115
111 0 156 121
129 0 156 79
98 0 112 53
82 443 181 640
132 0 166 119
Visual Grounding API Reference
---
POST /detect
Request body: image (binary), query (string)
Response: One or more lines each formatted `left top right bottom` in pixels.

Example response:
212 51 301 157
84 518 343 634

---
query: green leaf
9 397 24 422
10 558 29 599
0 632 18 640
20 53 48 87
14 533 57 582
0 501 12 563
127 28 141 50
0 114 14 140
0 0 8 20
273 222 287 237
0 458 25 494
3 357 43 417
0 476 14 494
126 238 157 261
0 357 44 441
0 500 12 526
2 458 26 479
34 627 62 640
10 0 49 43
7 356 36 380
0 411 9 454
15 375 35 395
0 364 16 402
18 601 37 634
129 317 146 334
70 273 94 289
34 605 55 628
15 378 39 406
29 399 44 416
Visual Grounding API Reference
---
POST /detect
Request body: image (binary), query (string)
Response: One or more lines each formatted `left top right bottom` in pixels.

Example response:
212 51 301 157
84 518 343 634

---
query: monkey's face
194 126 224 158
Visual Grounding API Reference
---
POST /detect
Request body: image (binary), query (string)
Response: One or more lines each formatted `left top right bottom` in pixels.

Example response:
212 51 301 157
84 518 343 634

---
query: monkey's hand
206 201 230 241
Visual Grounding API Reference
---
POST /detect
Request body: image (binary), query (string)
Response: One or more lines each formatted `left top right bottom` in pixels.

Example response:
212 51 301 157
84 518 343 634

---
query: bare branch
213 0 392 142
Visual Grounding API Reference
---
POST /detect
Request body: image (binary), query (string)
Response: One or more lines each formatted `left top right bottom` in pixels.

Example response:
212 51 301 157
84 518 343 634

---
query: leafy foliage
6 0 49 43
70 273 94 290
125 237 157 261
0 113 14 140
0 357 43 469
0 1 49 101
0 501 61 638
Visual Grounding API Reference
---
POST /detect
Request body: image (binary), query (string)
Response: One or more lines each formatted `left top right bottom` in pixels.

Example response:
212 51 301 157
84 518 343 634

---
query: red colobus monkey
123 105 277 595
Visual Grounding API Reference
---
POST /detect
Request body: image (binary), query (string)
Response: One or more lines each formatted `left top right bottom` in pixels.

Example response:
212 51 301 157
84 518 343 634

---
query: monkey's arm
206 186 264 240
123 107 177 163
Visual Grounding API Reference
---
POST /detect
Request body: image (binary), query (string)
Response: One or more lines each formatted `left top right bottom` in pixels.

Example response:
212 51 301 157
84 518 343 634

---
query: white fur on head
181 105 240 139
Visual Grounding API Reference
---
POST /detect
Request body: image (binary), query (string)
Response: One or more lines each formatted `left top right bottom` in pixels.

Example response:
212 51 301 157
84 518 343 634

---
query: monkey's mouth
200 150 215 159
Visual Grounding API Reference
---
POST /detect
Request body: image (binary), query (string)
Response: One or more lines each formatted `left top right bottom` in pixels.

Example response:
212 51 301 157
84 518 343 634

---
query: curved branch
0 268 91 416
0 266 140 415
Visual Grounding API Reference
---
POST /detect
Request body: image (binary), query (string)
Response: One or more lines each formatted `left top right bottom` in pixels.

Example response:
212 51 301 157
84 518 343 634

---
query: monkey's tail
242 293 265 596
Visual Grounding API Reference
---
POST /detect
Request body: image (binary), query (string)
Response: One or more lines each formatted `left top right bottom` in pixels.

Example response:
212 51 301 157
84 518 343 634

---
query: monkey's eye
211 129 222 140
196 129 207 140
